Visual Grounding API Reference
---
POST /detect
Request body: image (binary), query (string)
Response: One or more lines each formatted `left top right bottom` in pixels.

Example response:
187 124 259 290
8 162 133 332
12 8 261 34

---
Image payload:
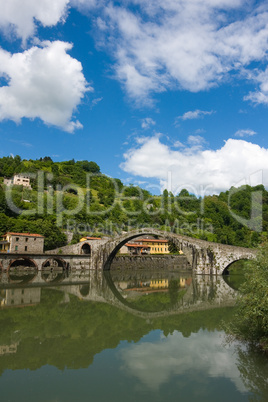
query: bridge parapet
89 228 257 274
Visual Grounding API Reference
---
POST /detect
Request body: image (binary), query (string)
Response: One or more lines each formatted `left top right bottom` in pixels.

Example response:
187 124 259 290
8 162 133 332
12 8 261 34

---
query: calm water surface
0 267 267 402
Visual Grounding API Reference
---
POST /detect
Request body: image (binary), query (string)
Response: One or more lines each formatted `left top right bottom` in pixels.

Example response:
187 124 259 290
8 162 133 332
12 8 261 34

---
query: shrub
227 242 268 351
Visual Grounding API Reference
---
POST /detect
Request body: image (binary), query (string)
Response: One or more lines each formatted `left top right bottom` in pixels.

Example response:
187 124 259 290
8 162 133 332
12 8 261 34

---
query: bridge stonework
0 228 257 274
90 228 257 274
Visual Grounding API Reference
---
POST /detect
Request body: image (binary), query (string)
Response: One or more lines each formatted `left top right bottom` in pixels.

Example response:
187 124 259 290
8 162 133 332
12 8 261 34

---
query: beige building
4 174 32 189
0 232 44 254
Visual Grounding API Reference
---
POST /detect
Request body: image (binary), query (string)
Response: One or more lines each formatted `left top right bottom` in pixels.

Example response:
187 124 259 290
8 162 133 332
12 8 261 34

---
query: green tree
226 242 268 351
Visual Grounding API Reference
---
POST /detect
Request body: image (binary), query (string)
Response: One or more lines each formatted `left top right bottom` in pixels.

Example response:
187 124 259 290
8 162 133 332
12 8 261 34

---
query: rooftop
3 232 44 238
125 243 151 248
133 238 168 243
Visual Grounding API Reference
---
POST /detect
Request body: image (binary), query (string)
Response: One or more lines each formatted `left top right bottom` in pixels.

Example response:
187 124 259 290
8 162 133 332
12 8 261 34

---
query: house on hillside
4 174 32 189
0 232 44 254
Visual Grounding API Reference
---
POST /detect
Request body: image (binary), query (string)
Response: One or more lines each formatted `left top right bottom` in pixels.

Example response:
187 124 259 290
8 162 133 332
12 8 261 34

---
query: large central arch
97 228 257 275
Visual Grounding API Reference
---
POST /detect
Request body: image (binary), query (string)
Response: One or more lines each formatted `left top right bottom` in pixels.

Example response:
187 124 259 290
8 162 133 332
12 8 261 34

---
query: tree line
0 155 267 250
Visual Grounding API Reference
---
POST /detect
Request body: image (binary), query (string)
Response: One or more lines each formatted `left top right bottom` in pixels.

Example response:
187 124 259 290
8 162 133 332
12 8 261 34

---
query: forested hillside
0 155 266 250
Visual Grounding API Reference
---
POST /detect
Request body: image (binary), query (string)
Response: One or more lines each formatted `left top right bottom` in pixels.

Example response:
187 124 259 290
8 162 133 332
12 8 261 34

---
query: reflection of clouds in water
120 330 246 393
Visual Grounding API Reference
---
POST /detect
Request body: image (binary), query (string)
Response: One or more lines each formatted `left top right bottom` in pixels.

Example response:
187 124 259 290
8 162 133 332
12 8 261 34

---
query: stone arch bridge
45 228 257 275
0 228 257 274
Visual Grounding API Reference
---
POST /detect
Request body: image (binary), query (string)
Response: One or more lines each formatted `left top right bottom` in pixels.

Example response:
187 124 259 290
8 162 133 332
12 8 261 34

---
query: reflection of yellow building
0 342 19 355
150 279 169 289
180 278 186 287
134 239 169 254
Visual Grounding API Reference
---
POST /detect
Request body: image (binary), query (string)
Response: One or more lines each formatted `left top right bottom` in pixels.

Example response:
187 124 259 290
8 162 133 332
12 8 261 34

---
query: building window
25 246 27 251
25 238 28 242
15 246 18 251
16 237 19 241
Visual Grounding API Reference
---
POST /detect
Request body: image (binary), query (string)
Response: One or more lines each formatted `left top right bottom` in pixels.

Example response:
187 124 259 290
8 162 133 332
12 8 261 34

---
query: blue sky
0 0 268 195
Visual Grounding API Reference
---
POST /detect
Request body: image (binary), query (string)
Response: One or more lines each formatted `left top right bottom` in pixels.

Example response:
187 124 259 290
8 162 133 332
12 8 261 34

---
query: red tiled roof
125 243 151 248
133 238 168 243
3 232 44 238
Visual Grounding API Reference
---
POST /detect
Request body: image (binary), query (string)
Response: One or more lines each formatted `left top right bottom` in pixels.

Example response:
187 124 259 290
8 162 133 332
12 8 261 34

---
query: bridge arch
102 228 191 271
80 243 91 255
8 257 38 272
222 258 253 275
97 228 257 275
42 257 66 269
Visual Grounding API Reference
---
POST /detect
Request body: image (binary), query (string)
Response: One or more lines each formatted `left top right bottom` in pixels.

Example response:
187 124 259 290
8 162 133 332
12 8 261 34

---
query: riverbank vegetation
0 155 267 250
226 243 268 352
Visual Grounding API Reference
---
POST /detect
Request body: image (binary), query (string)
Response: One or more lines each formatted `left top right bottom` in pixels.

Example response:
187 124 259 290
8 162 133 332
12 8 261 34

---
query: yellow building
4 174 32 189
133 238 169 254
150 279 169 289
79 236 101 242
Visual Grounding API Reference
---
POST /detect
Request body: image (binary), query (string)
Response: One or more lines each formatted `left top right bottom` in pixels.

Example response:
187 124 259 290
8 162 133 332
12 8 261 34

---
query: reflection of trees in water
41 271 66 283
8 272 37 285
236 345 268 401
168 279 179 306
9 259 36 269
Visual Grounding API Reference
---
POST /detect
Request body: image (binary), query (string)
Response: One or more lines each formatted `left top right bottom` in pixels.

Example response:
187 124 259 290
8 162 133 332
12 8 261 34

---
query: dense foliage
226 242 268 351
0 155 267 250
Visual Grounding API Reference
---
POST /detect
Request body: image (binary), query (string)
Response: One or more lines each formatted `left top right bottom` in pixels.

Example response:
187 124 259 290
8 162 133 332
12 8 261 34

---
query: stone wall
111 255 191 271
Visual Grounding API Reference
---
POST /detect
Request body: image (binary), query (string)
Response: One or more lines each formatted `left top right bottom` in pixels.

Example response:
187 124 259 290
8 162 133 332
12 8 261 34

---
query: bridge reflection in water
1 257 268 402
0 267 237 317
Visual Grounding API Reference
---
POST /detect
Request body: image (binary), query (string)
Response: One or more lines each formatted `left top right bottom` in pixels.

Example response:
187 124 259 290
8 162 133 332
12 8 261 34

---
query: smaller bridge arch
8 257 38 272
80 243 91 255
42 257 66 269
222 258 252 275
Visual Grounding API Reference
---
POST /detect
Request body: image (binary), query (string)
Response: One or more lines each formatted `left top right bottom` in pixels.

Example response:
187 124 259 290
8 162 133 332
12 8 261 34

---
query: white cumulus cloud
177 110 214 121
0 41 91 132
244 66 268 105
120 330 246 393
234 129 257 137
141 117 156 129
121 136 268 194
0 0 69 42
95 1 268 103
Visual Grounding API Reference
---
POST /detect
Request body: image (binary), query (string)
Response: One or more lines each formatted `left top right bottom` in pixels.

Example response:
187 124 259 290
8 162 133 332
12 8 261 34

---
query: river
0 264 267 402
